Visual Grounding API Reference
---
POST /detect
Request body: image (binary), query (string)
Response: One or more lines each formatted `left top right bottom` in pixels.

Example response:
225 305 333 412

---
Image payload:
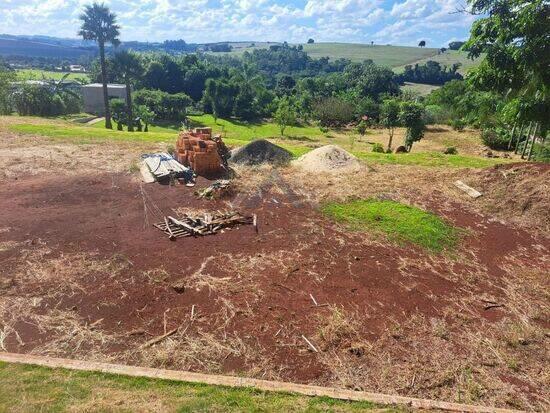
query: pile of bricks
175 127 224 176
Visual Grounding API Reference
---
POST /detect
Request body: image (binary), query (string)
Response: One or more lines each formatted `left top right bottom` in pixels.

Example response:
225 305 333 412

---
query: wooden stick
140 328 178 348
309 294 318 306
302 335 319 353
527 123 539 161
190 305 195 320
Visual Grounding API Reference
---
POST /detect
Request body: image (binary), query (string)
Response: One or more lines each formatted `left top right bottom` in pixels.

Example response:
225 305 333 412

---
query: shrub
424 104 450 125
356 120 368 136
314 97 355 127
11 84 69 116
450 118 466 131
532 143 550 163
443 146 458 155
481 128 509 150
134 89 192 121
372 143 385 153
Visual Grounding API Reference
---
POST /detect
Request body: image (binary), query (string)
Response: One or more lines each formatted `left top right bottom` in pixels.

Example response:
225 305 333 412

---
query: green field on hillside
16 69 89 81
0 362 391 412
223 42 481 73
302 43 439 67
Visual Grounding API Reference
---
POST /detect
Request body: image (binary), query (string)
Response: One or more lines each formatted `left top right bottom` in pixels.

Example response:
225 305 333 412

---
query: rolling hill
223 42 481 74
0 38 94 59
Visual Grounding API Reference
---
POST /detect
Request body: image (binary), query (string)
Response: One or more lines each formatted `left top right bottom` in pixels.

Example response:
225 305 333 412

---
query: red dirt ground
1 170 548 410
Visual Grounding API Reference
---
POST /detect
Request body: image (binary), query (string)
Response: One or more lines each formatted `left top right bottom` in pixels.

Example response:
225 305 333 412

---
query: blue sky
1 0 478 47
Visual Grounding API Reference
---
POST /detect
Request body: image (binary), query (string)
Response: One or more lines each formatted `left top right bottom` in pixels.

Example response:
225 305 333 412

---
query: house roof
83 83 126 89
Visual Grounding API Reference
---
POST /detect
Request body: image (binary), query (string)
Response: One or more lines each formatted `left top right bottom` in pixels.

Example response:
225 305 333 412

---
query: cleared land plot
0 362 387 412
401 82 441 97
0 119 549 411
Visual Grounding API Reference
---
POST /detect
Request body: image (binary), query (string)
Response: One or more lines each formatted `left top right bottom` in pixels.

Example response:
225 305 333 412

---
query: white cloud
0 0 479 46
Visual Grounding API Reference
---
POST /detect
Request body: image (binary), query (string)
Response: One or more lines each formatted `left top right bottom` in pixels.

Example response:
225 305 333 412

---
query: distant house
69 65 86 73
82 83 127 115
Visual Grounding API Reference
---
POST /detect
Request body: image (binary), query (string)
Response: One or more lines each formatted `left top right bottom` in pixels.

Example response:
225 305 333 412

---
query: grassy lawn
16 69 89 82
5 115 511 168
0 362 394 412
322 199 459 252
353 150 506 168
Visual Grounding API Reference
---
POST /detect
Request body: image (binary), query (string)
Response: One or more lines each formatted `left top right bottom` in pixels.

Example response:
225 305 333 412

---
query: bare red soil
0 170 548 410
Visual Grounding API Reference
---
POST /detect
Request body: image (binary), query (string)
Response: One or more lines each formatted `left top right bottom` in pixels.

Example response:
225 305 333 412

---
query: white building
82 83 127 115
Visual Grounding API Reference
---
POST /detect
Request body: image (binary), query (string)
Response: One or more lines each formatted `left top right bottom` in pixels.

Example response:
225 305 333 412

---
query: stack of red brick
176 127 224 176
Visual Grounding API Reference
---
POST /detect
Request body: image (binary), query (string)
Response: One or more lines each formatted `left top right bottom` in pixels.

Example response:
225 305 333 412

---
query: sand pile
293 145 361 173
229 139 292 166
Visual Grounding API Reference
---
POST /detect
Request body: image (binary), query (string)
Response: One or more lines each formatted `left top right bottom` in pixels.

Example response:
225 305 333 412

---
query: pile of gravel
229 139 292 166
293 145 361 173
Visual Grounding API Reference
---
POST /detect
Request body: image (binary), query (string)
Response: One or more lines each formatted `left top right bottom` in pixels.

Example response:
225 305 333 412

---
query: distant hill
223 42 481 74
0 37 94 59
0 34 481 74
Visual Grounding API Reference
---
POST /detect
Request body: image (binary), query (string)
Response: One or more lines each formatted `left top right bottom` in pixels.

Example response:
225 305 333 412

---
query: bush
134 89 192 121
443 146 458 155
450 118 465 131
424 104 450 124
532 143 550 163
314 97 355 127
372 143 385 153
481 128 509 150
11 84 70 116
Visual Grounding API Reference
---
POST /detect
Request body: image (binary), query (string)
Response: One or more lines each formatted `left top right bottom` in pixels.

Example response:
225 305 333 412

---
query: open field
0 362 386 412
15 69 89 82
8 116 516 168
401 82 441 97
222 42 481 73
0 115 548 411
302 43 438 67
394 50 483 75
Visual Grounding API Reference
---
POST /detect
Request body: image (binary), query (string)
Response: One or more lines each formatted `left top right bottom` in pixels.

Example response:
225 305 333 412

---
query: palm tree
78 3 120 129
112 50 143 131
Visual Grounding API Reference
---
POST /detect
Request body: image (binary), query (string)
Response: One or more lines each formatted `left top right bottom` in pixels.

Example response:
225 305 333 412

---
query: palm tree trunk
99 42 112 129
125 77 133 132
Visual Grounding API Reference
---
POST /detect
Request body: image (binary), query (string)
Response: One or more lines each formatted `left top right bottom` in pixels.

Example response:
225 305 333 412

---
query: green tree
0 62 16 115
135 104 155 132
112 50 143 131
79 2 120 129
273 97 297 136
465 0 549 131
110 98 127 130
399 102 425 152
380 99 400 150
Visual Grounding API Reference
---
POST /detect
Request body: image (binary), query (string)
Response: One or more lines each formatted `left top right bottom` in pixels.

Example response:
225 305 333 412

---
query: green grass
0 362 394 412
393 50 483 75
302 43 440 67
6 115 510 168
353 150 508 168
322 199 459 252
16 69 89 81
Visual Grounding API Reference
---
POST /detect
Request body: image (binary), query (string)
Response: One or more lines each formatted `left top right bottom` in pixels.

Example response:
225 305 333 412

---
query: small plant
319 126 329 133
356 120 368 137
450 118 466 131
372 143 385 153
443 146 458 155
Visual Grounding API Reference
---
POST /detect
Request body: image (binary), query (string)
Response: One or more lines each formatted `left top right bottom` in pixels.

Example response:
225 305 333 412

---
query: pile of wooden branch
154 211 257 240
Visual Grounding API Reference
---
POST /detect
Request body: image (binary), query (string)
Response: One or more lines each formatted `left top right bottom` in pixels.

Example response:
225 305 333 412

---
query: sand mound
229 139 292 166
469 162 550 234
293 145 361 173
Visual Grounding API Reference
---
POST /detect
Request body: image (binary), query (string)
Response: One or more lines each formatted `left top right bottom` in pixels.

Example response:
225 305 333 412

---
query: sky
0 0 478 47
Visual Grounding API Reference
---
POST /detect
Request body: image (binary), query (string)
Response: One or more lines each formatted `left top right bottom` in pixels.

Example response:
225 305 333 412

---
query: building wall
82 85 127 115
